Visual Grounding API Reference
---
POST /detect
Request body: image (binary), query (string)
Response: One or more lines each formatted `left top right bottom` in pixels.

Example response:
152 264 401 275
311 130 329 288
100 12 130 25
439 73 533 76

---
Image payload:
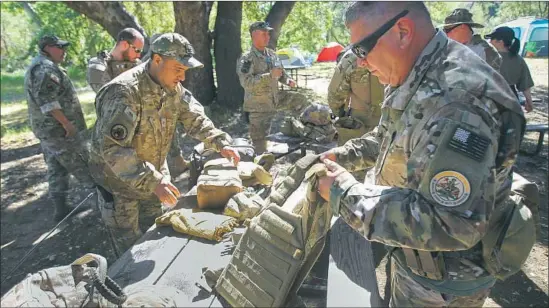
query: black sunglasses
351 10 409 59
129 43 142 54
443 24 460 34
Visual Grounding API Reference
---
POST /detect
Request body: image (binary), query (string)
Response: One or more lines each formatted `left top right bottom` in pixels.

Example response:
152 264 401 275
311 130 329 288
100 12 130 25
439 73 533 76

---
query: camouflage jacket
237 46 291 112
87 50 141 93
330 31 524 281
466 34 502 72
327 49 384 128
89 61 232 198
24 53 87 141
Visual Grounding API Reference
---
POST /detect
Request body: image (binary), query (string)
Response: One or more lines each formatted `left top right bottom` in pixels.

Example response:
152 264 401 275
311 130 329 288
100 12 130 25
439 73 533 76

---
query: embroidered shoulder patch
49 73 60 85
241 60 251 73
183 90 192 103
448 127 490 162
110 124 128 141
429 171 471 207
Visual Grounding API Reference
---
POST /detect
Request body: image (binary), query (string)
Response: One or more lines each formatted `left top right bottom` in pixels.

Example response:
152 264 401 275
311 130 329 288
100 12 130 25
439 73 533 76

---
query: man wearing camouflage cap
89 33 241 256
24 35 96 221
442 8 502 71
328 45 385 146
237 21 297 154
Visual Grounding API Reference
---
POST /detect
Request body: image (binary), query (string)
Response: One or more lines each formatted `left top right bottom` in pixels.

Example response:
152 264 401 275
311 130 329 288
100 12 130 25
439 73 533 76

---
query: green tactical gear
300 102 333 126
215 155 332 307
196 158 243 209
280 116 337 144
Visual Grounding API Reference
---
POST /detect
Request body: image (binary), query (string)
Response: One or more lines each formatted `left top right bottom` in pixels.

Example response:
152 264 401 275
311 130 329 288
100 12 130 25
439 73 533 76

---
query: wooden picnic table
107 140 382 307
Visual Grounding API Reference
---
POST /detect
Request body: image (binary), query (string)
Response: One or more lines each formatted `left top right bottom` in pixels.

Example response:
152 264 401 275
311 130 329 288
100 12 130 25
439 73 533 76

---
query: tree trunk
213 2 244 108
20 2 43 27
64 1 146 39
266 1 296 50
173 1 215 105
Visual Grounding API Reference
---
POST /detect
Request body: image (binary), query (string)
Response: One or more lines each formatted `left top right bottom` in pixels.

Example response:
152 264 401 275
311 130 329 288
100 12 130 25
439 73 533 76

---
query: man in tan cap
24 34 96 222
89 33 241 256
237 21 296 154
442 8 502 71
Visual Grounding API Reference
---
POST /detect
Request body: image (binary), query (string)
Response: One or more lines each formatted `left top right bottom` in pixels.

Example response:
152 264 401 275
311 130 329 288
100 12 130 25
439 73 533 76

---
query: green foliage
123 1 175 37
1 2 38 71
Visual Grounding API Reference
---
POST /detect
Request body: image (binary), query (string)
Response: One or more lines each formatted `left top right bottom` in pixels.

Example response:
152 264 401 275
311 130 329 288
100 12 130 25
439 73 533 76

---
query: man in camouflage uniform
89 33 241 256
442 8 502 71
328 46 385 146
87 28 144 93
318 2 527 306
24 35 96 221
237 21 297 154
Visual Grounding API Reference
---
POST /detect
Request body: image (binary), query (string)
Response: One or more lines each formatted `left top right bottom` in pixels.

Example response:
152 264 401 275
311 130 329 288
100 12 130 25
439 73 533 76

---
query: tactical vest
215 155 332 307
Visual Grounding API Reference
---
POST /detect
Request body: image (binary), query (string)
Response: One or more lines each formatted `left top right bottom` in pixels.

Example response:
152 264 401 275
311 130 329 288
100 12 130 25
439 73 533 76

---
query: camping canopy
276 47 308 68
316 42 344 62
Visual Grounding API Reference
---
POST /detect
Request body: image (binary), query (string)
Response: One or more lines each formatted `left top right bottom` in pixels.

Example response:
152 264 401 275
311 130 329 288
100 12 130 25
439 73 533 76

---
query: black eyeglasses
351 10 409 59
129 43 142 54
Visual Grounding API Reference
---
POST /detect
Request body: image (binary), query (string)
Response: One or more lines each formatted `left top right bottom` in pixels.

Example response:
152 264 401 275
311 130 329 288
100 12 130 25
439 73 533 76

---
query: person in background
485 26 535 113
442 8 502 72
237 21 296 154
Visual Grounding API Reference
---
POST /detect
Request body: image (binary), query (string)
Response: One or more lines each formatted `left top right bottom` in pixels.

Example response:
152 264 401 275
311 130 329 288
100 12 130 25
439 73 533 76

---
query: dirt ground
1 60 547 307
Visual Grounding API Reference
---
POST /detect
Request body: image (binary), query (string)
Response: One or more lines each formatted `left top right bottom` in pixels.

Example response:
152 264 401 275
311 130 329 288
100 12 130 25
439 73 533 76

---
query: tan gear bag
214 154 332 307
197 158 243 209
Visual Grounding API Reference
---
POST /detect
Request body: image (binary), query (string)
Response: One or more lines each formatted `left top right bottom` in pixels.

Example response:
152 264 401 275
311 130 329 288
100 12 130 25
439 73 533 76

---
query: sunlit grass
1 90 96 139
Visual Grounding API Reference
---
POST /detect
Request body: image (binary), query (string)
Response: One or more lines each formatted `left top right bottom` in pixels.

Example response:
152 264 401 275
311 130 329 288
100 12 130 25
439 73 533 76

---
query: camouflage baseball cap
39 35 70 50
441 8 484 29
249 21 273 34
150 33 203 69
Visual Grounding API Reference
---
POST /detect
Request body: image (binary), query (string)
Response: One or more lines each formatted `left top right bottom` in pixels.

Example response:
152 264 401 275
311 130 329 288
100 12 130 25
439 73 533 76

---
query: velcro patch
241 60 251 74
50 73 60 85
111 124 128 140
448 127 490 162
429 171 471 207
183 90 192 103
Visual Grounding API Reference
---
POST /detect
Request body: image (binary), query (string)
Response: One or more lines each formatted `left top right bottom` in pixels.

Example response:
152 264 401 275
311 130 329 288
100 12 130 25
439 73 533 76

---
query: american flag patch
448 127 490 162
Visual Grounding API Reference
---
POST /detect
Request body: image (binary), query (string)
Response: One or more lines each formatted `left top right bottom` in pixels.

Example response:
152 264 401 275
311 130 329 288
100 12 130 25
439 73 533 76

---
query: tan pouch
197 158 243 209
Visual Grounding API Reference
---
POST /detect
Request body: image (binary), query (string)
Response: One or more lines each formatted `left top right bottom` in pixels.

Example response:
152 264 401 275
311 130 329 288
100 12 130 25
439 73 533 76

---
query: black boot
51 194 71 222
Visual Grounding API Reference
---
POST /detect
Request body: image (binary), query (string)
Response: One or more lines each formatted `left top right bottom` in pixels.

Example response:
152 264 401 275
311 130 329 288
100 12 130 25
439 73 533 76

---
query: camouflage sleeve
30 65 64 114
87 59 110 93
331 127 381 172
330 106 499 251
236 55 271 91
327 64 351 115
95 85 164 195
168 125 183 158
178 90 232 152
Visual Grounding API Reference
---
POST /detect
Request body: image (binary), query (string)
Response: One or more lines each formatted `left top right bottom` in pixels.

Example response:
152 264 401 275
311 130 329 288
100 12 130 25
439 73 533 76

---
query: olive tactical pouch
215 155 332 307
481 194 535 281
197 158 243 209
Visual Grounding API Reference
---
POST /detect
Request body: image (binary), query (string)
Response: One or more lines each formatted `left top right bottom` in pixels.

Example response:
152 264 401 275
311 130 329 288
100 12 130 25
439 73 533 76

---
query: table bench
520 124 549 156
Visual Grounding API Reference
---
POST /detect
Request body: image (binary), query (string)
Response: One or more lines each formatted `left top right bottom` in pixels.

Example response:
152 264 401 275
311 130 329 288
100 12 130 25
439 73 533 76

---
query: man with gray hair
87 28 144 92
318 2 532 306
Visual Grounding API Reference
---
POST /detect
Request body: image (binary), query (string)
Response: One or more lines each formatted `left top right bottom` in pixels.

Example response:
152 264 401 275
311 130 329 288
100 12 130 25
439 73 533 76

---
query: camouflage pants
97 188 162 257
40 141 95 199
511 172 540 235
390 259 491 307
248 112 274 154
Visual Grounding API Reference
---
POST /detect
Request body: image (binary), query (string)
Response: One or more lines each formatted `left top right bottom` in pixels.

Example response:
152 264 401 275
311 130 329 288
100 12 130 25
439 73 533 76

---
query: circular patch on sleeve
110 124 128 141
429 171 471 207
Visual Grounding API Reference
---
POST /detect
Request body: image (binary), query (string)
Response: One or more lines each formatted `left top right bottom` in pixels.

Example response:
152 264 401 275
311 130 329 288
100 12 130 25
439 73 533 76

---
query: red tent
316 42 344 62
